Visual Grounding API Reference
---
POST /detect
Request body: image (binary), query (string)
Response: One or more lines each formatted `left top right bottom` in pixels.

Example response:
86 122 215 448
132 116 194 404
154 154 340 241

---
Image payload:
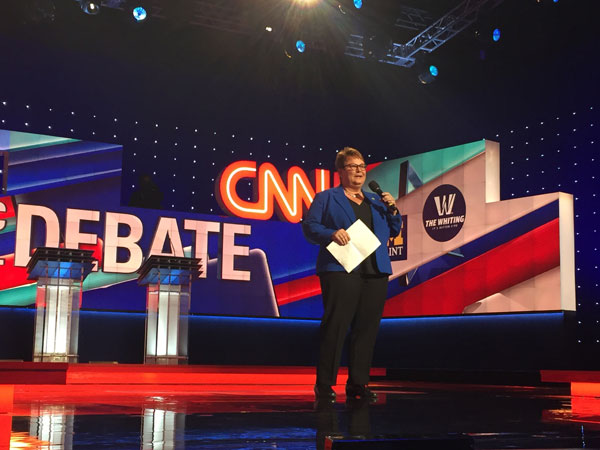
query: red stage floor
0 361 384 386
542 369 600 397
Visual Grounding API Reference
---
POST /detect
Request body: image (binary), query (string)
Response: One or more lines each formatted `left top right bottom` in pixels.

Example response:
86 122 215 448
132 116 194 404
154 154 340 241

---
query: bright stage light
293 0 319 5
418 65 438 84
353 0 362 8
80 0 100 15
296 40 306 53
492 28 501 42
132 6 147 22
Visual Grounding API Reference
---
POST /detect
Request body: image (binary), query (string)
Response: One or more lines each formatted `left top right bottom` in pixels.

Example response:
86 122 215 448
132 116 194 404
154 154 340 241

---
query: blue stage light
132 6 147 22
80 0 100 15
419 64 438 84
296 40 306 53
353 0 362 9
492 28 501 42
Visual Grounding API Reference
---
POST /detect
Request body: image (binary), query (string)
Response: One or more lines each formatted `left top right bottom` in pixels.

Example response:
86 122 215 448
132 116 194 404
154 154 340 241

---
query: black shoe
314 384 336 401
345 384 377 401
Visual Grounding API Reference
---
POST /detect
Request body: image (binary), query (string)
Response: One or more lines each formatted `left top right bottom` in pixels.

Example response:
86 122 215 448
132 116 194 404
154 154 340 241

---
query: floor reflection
315 397 372 450
10 431 51 449
29 405 74 450
141 408 186 450
4 381 600 449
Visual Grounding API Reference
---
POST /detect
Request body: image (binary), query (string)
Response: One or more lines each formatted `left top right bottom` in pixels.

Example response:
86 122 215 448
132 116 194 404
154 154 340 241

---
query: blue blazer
302 185 402 274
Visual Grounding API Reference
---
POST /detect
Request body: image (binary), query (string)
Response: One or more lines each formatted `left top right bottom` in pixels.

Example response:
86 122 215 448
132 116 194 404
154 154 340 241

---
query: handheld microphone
368 180 398 215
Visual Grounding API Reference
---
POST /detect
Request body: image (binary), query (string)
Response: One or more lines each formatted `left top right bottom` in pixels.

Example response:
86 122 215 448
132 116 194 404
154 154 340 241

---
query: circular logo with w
422 184 466 242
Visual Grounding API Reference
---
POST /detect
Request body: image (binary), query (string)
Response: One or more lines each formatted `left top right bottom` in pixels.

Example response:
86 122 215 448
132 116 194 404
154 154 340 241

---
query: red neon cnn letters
217 161 330 223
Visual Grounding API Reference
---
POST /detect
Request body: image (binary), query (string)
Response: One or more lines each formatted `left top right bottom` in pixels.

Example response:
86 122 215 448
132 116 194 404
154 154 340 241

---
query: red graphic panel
383 219 560 317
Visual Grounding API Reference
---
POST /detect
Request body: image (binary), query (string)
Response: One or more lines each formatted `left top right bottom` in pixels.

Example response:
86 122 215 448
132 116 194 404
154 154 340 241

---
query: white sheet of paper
326 219 382 273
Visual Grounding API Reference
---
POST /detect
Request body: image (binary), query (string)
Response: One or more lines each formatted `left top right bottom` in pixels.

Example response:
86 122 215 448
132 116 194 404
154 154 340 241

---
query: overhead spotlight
353 0 362 8
296 40 306 53
293 0 319 6
492 28 501 42
123 1 148 23
265 26 273 32
418 65 438 84
80 0 100 15
132 6 147 22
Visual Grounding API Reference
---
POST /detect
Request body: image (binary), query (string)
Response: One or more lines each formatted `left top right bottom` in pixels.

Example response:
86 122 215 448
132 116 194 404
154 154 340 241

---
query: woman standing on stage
302 147 402 401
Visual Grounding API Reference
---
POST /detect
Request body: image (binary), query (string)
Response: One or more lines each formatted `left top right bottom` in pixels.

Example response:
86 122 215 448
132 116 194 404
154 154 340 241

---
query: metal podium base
33 353 79 363
145 355 189 365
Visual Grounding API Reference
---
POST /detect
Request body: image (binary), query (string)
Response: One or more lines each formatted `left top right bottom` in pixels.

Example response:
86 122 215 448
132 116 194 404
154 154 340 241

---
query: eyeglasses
344 163 367 171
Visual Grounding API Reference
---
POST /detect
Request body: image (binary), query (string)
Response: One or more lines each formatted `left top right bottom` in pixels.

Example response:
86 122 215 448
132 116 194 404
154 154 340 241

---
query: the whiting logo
434 193 456 216
422 184 466 242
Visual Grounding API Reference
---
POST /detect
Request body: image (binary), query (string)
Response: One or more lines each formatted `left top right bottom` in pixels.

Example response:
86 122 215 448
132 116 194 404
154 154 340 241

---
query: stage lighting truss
345 0 505 67
73 0 504 68
171 0 506 67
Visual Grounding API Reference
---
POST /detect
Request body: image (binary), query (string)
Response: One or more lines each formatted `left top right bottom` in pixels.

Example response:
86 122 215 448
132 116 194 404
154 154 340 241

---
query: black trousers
316 271 388 386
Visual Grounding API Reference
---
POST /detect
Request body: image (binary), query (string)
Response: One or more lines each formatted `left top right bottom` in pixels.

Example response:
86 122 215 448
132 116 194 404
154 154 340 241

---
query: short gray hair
335 147 364 170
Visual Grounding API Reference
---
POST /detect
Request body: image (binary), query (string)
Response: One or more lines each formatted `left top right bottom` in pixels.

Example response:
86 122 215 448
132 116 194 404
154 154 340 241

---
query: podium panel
138 256 201 365
26 248 95 363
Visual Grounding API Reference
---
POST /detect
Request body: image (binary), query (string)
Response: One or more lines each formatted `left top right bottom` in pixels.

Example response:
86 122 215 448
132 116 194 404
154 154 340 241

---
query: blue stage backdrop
0 128 580 322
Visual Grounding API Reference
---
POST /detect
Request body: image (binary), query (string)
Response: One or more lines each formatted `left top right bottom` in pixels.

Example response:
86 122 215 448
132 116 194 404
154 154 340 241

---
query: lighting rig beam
345 0 505 67
393 5 434 32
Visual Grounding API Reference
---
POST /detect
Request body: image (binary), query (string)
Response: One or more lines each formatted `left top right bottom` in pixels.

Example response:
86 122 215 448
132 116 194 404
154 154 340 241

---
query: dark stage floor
3 379 600 449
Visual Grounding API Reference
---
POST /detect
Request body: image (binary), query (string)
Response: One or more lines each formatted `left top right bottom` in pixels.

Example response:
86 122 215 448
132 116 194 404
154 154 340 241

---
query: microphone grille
368 180 382 193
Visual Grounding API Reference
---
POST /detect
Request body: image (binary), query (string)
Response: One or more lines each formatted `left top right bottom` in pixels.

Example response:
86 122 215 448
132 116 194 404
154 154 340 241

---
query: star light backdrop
0 99 596 337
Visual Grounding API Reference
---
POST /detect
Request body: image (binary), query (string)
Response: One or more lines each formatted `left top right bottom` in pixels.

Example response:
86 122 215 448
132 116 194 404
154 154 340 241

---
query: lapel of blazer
331 185 356 223
365 193 381 226
365 192 379 209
